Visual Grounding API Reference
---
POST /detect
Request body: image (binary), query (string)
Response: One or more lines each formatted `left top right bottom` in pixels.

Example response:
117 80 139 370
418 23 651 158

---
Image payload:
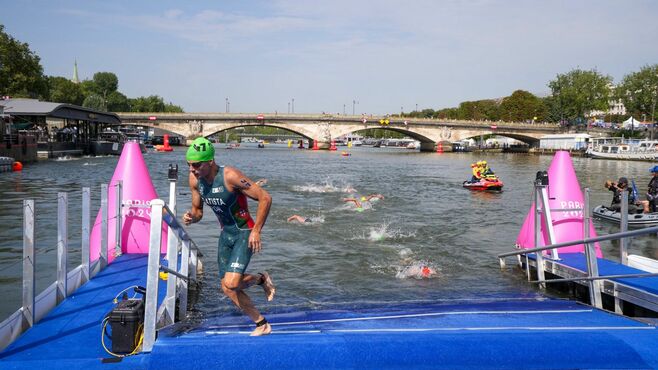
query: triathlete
183 137 275 336
287 214 312 223
342 194 384 211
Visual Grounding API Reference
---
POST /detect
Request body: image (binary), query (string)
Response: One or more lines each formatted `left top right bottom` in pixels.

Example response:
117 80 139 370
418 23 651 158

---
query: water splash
292 179 358 193
351 223 417 241
396 260 440 279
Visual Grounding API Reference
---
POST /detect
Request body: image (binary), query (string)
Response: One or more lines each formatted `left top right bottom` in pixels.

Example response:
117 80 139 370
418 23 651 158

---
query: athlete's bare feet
260 272 276 301
250 322 272 336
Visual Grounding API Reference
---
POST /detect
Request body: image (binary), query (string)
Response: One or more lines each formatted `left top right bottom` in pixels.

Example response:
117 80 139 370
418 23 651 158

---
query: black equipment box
109 298 144 353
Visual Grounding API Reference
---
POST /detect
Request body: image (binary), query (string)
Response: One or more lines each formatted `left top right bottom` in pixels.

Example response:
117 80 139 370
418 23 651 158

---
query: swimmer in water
342 194 385 210
287 214 312 223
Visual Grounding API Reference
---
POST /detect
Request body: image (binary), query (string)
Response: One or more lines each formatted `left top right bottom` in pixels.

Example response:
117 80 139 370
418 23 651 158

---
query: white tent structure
622 116 641 129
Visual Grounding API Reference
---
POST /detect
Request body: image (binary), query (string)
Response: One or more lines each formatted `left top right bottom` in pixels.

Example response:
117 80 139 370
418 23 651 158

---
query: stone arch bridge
118 113 562 152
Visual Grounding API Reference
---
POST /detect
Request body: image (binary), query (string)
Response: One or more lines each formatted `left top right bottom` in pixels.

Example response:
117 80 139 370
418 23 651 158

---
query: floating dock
2 261 658 370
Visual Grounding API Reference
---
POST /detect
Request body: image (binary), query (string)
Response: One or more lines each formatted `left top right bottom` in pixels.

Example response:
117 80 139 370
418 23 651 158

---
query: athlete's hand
183 210 194 226
249 230 262 253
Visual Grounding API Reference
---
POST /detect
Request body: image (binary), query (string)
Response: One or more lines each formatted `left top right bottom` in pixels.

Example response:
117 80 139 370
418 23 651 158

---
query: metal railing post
583 188 602 309
538 187 558 260
534 185 546 288
164 166 179 325
100 184 108 270
81 187 90 283
178 240 190 319
143 199 165 353
57 192 68 303
620 189 629 265
22 200 35 328
114 181 122 257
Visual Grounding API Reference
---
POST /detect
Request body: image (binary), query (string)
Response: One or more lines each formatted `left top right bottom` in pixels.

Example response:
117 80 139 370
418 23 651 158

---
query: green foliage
82 94 105 110
457 100 499 120
548 69 612 121
90 72 119 97
542 96 562 123
356 129 405 139
47 76 84 105
616 64 658 121
435 108 458 119
499 90 546 122
106 91 130 112
0 24 48 98
130 95 166 112
164 102 184 113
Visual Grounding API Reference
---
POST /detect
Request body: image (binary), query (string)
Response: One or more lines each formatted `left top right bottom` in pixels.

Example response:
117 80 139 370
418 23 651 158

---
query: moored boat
587 137 658 161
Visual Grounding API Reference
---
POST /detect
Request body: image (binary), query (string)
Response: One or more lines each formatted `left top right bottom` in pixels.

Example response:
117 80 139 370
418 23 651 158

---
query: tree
457 100 499 121
91 72 118 95
106 91 130 112
130 95 166 112
47 76 84 105
616 64 658 122
164 102 184 113
0 24 48 98
542 96 562 123
499 90 547 122
82 94 105 111
548 69 612 123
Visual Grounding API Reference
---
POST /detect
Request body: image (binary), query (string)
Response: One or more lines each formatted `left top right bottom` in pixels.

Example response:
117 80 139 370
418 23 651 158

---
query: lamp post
288 102 290 114
225 98 229 113
343 104 346 115
416 103 418 112
352 100 358 115
292 98 295 114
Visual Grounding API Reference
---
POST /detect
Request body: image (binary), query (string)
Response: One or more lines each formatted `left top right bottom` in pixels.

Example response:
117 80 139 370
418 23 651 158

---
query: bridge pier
420 142 436 152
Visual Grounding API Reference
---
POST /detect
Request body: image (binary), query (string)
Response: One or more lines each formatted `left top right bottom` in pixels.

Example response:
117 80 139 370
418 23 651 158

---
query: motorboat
592 205 658 227
587 138 658 161
463 177 504 191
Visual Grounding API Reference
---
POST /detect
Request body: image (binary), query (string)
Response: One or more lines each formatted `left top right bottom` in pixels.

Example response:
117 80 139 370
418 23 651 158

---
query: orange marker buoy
421 266 432 278
12 161 23 172
436 142 443 153
313 139 319 150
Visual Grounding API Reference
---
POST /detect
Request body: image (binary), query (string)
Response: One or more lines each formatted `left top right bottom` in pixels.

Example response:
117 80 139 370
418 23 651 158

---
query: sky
2 0 658 114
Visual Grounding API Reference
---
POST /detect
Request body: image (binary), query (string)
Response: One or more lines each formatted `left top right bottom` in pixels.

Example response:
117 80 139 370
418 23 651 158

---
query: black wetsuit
648 177 658 212
609 185 640 213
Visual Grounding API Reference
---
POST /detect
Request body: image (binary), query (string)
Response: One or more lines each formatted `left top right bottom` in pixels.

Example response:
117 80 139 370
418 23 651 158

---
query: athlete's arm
342 198 360 206
183 172 204 225
225 166 272 253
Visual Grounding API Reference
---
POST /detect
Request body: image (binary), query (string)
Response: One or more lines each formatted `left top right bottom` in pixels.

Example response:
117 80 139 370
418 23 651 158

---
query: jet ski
463 177 504 191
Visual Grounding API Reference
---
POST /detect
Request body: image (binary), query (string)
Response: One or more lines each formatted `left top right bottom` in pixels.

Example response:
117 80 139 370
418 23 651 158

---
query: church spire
72 60 80 84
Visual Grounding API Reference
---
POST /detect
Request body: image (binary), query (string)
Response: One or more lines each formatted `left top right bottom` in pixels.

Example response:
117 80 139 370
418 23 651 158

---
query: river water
0 144 656 320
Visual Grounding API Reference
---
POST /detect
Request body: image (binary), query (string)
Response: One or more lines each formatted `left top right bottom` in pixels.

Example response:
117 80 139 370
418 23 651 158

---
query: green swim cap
186 137 215 162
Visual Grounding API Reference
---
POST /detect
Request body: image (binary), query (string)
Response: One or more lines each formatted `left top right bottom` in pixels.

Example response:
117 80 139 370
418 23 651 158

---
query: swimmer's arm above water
342 197 361 207
183 172 204 225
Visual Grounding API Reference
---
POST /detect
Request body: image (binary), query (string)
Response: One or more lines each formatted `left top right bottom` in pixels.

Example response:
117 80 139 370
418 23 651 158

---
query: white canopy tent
622 116 641 129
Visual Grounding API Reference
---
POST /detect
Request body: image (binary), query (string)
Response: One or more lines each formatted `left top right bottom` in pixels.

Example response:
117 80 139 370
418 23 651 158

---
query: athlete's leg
222 272 272 336
220 229 274 336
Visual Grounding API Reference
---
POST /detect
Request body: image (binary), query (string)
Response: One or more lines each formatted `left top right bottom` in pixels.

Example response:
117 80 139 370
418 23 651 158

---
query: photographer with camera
605 177 648 213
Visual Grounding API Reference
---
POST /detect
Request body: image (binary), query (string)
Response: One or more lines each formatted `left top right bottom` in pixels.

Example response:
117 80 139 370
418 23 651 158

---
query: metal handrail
529 272 658 285
498 225 658 259
142 199 200 353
